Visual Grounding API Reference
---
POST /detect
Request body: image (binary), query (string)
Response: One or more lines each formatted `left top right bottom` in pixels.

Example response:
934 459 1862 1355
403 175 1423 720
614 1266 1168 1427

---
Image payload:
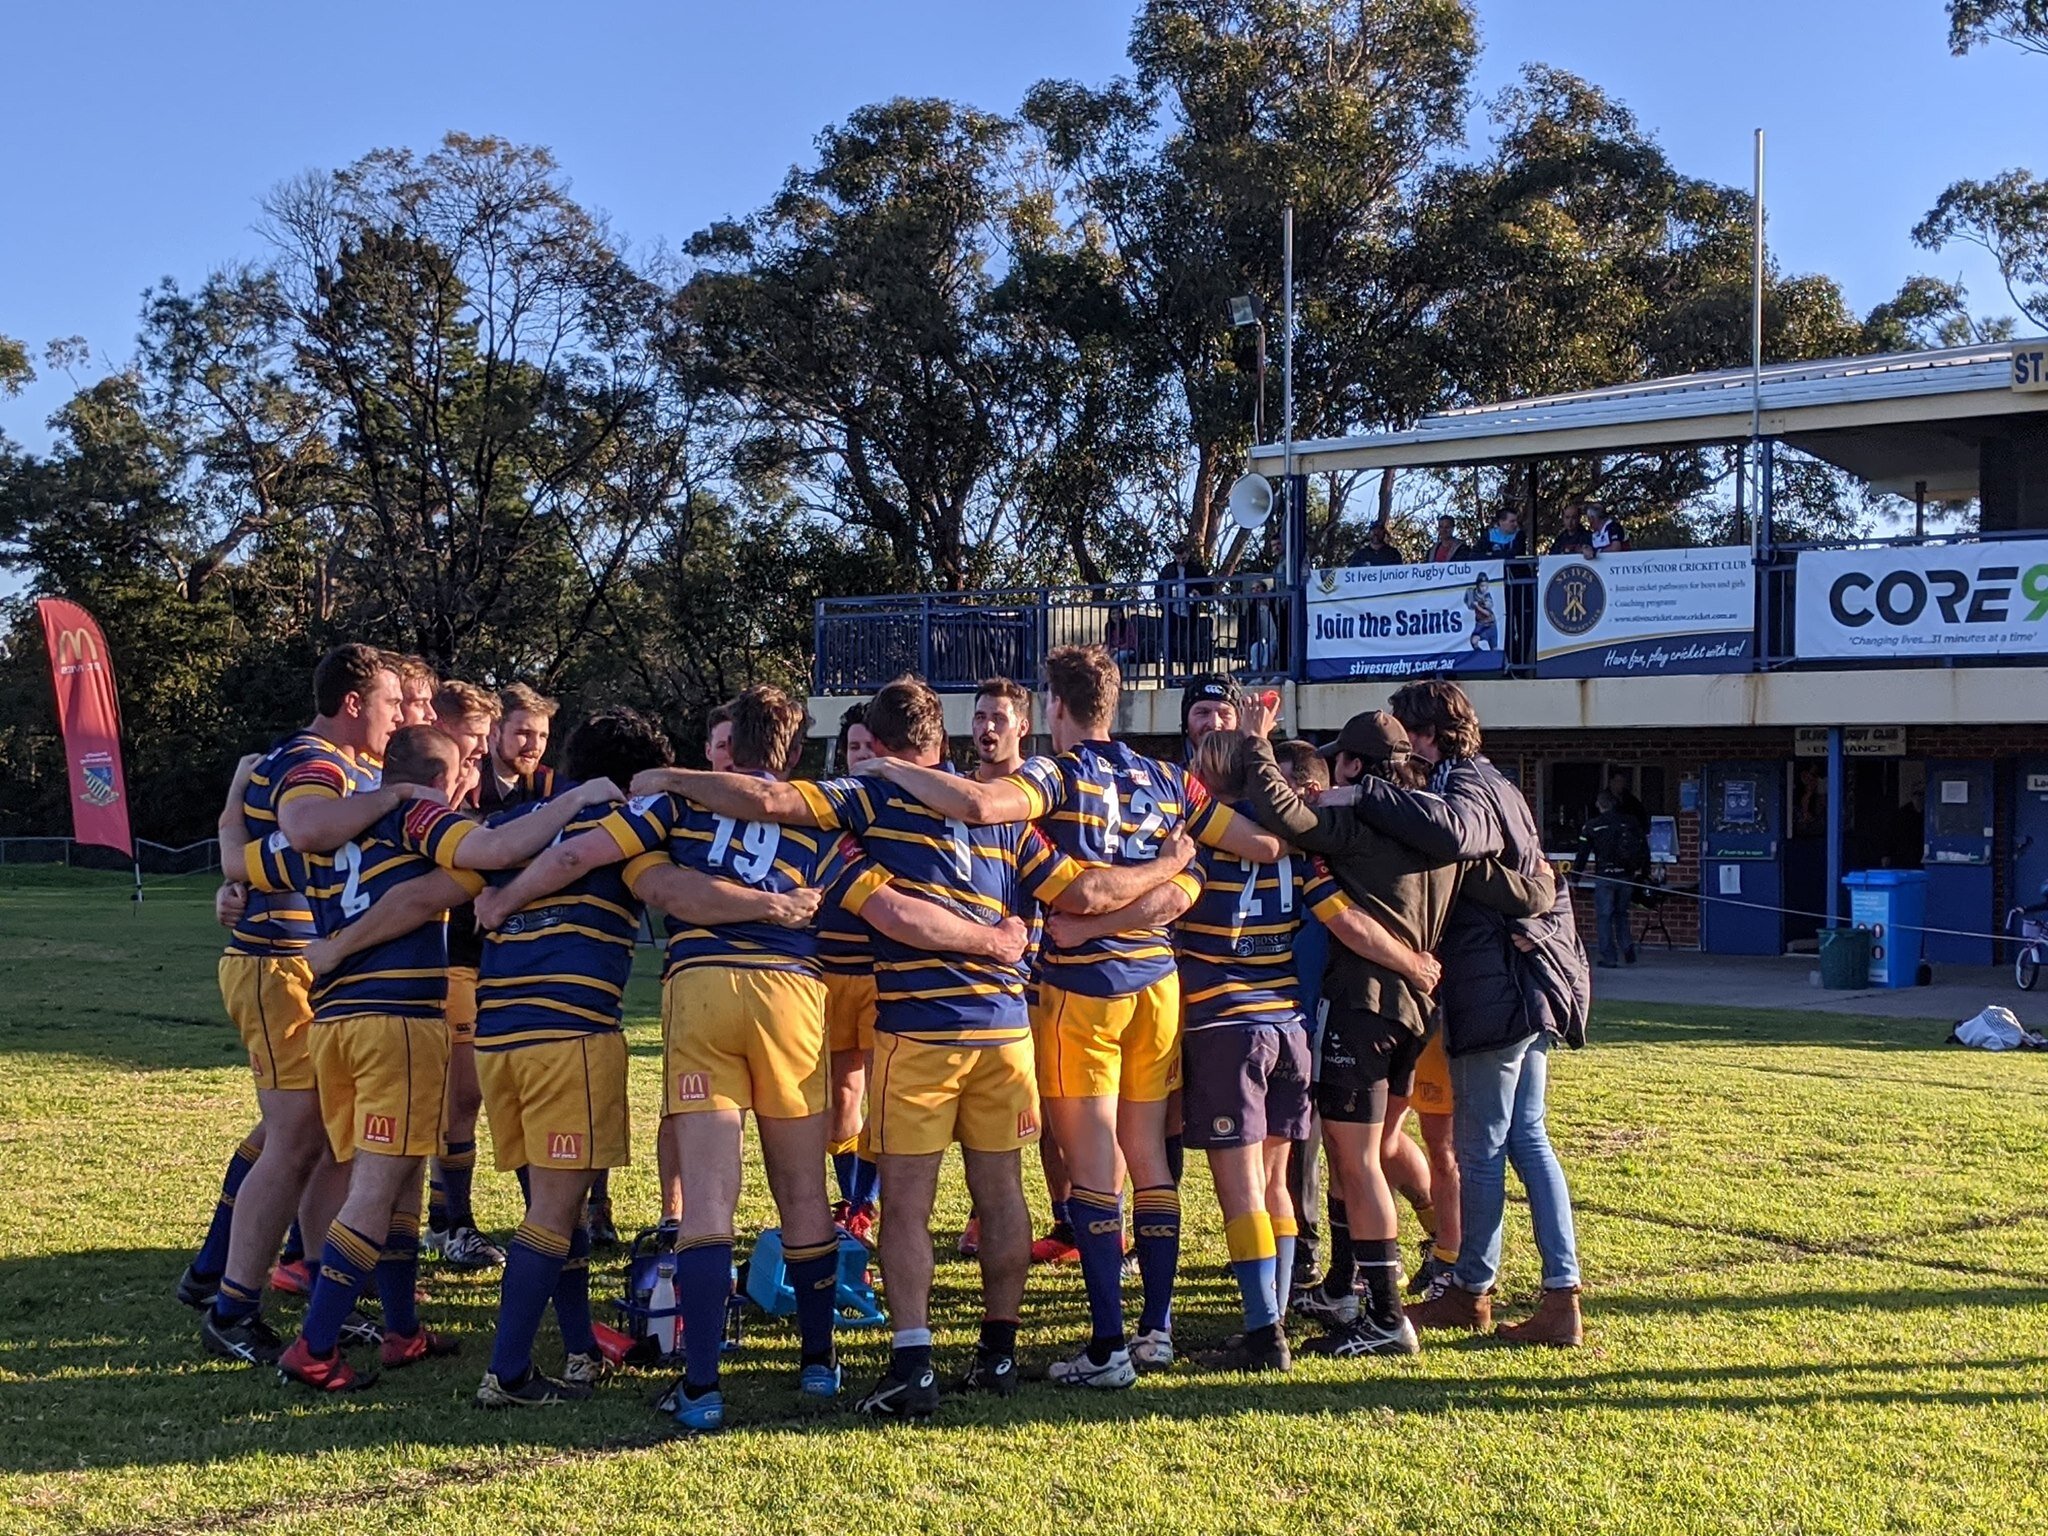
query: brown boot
1495 1286 1583 1348
1404 1283 1492 1332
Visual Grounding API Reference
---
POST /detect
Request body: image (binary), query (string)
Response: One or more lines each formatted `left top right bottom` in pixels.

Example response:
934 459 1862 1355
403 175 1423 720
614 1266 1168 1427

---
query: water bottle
649 1254 679 1358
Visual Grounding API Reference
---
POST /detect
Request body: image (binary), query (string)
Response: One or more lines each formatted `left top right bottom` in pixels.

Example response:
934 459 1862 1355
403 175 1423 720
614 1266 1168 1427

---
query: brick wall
1131 723 2048 956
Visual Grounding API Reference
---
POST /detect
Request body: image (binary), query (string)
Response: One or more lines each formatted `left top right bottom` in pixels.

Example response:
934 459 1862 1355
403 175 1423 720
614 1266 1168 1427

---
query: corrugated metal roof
1250 342 2039 470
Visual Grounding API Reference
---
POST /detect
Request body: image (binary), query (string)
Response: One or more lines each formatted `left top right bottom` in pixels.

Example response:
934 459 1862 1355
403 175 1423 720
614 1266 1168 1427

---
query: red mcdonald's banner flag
36 598 135 856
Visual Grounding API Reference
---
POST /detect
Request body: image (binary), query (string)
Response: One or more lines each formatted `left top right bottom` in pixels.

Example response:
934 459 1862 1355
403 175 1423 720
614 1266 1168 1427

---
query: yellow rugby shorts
1410 1027 1454 1116
218 952 317 1092
662 966 827 1119
867 1032 1040 1156
445 965 479 1046
823 970 878 1055
476 1031 630 1172
309 1012 449 1162
1031 973 1182 1103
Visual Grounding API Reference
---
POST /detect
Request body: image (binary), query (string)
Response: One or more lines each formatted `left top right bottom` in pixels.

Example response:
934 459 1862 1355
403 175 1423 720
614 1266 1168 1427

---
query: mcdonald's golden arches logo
56 628 103 670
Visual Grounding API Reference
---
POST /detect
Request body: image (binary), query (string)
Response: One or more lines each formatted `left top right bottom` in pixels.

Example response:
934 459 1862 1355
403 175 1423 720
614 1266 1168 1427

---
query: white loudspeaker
1227 473 1274 531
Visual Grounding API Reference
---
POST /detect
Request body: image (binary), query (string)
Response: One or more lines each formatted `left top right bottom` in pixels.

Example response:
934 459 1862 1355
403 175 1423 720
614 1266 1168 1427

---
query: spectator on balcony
1425 516 1470 564
1588 500 1630 554
1245 580 1286 676
1347 523 1405 567
1156 546 1215 674
1549 504 1596 557
1481 508 1526 560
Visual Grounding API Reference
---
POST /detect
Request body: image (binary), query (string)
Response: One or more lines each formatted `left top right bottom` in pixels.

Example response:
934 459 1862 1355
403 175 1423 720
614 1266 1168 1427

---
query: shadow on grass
4 1245 2048 1479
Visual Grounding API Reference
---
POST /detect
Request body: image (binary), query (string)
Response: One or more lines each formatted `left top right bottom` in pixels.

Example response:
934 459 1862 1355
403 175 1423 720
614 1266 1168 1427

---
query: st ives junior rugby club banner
1795 539 2048 661
1536 546 1755 677
1305 560 1508 680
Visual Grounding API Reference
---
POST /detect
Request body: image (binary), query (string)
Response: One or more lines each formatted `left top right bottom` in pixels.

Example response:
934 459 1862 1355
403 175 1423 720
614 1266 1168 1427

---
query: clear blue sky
0 0 2036 451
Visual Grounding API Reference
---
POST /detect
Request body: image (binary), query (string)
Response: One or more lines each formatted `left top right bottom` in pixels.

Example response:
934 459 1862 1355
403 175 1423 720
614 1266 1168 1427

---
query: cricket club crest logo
1543 562 1605 638
79 753 120 808
1315 567 1341 596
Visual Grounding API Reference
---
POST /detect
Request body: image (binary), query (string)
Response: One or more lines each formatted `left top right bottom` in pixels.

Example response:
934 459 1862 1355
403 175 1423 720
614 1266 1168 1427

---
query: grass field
4 867 2048 1535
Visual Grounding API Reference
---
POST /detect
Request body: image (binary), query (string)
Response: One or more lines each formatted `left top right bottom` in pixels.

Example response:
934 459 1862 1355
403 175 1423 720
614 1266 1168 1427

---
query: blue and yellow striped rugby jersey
794 773 1083 1046
226 730 357 957
630 785 852 980
245 801 484 1023
1007 740 1238 998
814 867 873 979
1171 825 1350 1033
351 752 383 791
475 791 669 1050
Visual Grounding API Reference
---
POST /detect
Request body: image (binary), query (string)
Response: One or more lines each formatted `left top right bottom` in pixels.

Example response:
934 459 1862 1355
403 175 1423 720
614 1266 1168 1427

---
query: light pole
1228 293 1267 447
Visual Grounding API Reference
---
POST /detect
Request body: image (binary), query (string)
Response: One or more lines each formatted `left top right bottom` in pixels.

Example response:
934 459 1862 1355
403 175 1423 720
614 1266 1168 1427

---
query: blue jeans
1594 877 1633 965
1450 1033 1581 1292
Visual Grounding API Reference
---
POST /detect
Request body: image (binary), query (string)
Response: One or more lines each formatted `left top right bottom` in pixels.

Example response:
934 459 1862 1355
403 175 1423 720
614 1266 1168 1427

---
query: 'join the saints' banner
1535 547 1755 677
1304 560 1509 680
36 598 134 855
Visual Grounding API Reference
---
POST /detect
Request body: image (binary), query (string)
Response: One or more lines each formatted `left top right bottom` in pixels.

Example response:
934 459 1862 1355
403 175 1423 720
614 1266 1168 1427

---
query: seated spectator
1347 522 1405 567
1426 516 1469 563
1549 503 1595 557
1588 500 1630 554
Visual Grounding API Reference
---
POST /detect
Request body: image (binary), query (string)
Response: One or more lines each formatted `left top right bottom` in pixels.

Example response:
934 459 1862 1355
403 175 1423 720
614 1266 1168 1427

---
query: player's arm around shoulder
628 767 819 826
630 861 822 930
275 748 413 854
305 867 480 977
446 777 623 868
1045 868 1200 950
1049 824 1199 915
861 754 1040 825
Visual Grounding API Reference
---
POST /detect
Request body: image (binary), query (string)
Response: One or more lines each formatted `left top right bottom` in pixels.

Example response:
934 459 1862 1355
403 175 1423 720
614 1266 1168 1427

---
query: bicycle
2005 836 2048 991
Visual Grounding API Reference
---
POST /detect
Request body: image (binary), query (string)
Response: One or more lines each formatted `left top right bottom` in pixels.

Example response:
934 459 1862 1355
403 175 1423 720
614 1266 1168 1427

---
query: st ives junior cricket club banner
1795 539 2048 661
1305 560 1508 680
1535 546 1755 677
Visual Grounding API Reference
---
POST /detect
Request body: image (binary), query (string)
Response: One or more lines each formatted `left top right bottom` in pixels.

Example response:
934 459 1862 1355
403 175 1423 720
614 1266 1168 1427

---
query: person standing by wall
1575 792 1648 968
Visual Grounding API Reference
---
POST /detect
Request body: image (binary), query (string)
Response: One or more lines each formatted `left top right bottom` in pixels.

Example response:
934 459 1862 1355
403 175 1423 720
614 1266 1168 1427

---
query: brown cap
1319 709 1409 764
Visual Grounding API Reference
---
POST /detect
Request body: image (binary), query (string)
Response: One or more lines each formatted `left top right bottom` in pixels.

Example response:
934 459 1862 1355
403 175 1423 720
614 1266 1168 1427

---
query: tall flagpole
1749 128 1766 553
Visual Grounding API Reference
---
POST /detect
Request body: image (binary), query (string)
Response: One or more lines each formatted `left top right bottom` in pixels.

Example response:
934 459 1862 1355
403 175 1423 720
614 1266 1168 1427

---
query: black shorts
1315 1003 1425 1123
1181 1024 1312 1149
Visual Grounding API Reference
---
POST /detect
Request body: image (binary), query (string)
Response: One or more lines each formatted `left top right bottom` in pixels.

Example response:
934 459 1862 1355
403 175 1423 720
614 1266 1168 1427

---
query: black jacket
1575 809 1648 879
1239 738 1553 1038
1350 754 1584 1055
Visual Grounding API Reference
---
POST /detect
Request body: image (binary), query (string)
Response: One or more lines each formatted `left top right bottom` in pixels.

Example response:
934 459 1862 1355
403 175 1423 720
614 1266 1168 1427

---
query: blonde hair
499 682 559 720
1191 730 1247 799
433 679 501 725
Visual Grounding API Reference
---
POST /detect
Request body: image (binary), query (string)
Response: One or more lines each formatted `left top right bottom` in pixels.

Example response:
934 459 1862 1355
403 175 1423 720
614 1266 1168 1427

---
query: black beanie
1181 674 1240 735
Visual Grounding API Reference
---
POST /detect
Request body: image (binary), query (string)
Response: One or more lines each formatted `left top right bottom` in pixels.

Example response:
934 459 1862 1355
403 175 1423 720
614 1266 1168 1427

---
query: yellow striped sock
1271 1213 1299 1240
1433 1243 1458 1266
1224 1211 1276 1263
1412 1202 1438 1239
513 1221 572 1259
827 1135 859 1158
328 1223 381 1270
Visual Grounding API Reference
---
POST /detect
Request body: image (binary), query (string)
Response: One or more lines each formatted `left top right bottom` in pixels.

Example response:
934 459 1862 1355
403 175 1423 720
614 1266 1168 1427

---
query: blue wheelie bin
1841 869 1929 988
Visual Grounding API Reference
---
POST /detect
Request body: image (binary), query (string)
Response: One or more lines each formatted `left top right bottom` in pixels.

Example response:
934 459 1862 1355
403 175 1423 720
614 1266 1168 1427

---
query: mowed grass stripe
4 871 2048 1535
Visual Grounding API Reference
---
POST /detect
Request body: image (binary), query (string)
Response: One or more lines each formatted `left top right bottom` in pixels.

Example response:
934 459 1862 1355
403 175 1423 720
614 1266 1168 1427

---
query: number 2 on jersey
336 841 371 918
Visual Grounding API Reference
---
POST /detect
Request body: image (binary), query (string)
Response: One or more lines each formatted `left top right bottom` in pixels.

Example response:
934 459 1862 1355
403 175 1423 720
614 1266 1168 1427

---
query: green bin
1817 926 1871 989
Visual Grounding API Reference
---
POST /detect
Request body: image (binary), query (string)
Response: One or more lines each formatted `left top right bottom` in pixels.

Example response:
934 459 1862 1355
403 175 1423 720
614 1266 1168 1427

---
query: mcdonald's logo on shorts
675 1072 709 1102
546 1131 584 1161
1017 1108 1037 1138
362 1113 395 1145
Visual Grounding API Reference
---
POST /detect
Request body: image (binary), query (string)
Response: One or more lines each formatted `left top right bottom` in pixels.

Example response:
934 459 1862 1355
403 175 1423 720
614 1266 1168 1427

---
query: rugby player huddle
179 638 1587 1432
